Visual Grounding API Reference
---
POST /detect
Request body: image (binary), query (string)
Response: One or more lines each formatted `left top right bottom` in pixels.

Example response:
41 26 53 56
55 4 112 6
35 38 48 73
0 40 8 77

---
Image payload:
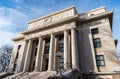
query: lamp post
56 51 62 76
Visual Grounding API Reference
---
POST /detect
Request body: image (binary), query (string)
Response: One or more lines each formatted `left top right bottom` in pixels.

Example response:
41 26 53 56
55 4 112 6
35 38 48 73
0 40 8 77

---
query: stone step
4 71 56 79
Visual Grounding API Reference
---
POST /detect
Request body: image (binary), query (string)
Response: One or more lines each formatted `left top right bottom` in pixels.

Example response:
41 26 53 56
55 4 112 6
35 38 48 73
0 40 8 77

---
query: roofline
28 6 76 24
79 10 113 22
79 10 113 31
87 6 106 13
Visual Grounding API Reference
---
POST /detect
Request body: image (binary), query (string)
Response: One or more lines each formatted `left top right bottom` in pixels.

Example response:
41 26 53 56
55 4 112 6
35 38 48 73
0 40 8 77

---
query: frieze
26 22 75 39
28 8 75 29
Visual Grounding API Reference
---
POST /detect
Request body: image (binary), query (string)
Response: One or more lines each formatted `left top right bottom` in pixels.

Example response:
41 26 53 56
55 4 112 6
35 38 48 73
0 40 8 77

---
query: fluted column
23 39 32 72
18 40 27 72
71 28 79 69
40 40 45 71
48 34 55 71
64 30 69 69
35 37 43 71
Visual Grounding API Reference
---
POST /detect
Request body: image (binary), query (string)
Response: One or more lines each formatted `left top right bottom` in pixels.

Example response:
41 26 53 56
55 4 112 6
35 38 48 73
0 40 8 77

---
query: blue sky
0 0 120 52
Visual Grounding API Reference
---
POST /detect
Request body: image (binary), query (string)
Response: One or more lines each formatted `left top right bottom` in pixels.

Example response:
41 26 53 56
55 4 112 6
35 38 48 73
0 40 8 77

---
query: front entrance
42 58 49 71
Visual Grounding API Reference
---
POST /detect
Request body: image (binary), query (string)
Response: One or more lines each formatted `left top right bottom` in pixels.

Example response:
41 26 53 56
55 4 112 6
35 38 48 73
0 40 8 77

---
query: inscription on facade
28 8 75 29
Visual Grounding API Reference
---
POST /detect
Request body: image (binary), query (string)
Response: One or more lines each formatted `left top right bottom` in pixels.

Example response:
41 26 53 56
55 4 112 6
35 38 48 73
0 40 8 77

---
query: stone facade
8 6 120 79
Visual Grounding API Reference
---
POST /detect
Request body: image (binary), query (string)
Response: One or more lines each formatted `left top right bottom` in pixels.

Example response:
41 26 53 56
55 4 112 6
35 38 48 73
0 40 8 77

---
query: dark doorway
45 58 48 71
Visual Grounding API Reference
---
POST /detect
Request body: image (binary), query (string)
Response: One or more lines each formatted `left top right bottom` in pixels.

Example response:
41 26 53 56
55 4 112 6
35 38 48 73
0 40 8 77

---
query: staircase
3 71 56 79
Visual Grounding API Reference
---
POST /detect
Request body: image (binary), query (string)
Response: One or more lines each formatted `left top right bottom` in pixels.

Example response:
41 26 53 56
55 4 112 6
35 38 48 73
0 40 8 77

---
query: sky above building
0 0 120 52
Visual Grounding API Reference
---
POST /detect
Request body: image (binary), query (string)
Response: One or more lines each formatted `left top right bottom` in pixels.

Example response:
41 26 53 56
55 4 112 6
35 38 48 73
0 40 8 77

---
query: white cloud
0 5 49 46
0 7 28 46
0 31 16 46
13 0 24 3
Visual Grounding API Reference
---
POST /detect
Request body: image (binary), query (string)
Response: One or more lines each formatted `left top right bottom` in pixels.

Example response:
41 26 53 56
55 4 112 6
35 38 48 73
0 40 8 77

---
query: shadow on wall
77 27 96 73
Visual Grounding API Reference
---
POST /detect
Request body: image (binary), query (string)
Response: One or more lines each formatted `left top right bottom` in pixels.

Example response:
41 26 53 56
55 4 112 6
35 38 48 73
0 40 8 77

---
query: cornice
21 14 78 34
12 35 25 41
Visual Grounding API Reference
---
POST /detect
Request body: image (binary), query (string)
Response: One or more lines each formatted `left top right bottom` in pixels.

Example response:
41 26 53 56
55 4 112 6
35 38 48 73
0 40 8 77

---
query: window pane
58 34 64 40
91 28 99 34
45 37 50 43
93 38 101 48
97 61 105 66
60 63 64 68
96 55 105 66
45 46 49 54
96 55 104 60
58 44 64 52
60 58 64 63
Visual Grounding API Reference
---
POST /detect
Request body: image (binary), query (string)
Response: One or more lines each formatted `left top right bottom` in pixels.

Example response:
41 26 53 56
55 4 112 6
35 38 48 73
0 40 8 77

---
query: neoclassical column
23 39 32 72
64 30 69 69
35 37 43 71
48 34 55 71
18 40 27 72
71 28 79 69
53 37 57 70
40 40 45 71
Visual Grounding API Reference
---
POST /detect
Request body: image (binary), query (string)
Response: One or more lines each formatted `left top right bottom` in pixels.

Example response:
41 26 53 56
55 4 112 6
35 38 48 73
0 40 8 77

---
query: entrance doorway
43 58 49 71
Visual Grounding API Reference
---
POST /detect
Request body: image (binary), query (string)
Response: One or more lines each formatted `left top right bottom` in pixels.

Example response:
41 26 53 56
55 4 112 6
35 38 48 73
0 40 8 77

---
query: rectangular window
59 57 64 68
58 43 64 52
58 34 64 41
45 37 50 43
93 38 101 48
91 28 99 34
44 46 50 54
96 55 105 66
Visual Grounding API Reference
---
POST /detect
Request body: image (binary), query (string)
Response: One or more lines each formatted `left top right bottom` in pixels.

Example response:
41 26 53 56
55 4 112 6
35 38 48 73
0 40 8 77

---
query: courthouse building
8 6 120 79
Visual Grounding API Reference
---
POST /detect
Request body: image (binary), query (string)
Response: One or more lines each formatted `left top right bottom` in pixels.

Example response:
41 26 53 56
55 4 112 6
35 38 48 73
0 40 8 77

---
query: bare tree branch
0 45 13 72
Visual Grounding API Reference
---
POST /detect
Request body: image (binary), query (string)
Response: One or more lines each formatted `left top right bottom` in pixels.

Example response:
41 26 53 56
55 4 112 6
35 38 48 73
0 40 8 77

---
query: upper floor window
93 38 101 48
44 46 50 54
91 28 99 34
96 55 105 66
45 37 50 43
58 43 64 52
58 34 64 41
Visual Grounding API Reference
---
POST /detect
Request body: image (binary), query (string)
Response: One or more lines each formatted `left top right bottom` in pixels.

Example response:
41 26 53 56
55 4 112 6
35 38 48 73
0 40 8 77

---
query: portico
22 27 79 72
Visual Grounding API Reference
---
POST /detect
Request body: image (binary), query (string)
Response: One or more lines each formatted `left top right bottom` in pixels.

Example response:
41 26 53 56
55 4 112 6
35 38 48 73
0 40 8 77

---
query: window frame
96 55 105 66
44 46 50 54
93 38 101 48
58 34 64 41
58 43 64 52
91 28 99 34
